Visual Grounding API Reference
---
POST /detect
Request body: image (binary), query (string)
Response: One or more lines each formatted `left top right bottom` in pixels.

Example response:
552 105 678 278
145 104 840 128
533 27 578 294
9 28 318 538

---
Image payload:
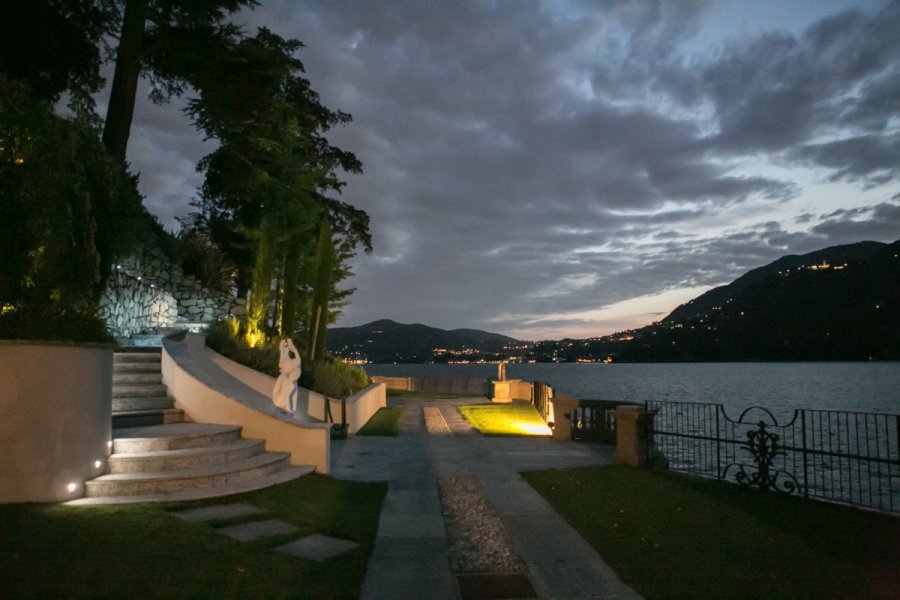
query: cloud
116 0 900 339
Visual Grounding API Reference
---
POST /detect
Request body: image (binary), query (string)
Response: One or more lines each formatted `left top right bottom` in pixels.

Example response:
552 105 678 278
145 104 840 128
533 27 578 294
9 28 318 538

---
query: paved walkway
330 397 640 599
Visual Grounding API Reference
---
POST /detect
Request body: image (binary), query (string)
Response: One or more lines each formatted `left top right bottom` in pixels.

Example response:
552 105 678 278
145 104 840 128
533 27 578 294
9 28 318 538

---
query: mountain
327 319 518 363
588 239 900 362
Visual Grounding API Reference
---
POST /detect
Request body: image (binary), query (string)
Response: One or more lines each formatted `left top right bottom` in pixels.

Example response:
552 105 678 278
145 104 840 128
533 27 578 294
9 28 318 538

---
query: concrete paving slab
276 534 360 561
332 396 641 600
361 555 457 600
168 502 265 522
216 519 298 542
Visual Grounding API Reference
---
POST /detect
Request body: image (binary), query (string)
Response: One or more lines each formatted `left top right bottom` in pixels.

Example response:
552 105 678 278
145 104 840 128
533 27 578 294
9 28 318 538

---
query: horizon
115 1 900 339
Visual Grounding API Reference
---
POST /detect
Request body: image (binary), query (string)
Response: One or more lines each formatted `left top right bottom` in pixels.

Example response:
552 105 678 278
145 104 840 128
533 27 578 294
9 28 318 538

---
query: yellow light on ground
512 421 552 436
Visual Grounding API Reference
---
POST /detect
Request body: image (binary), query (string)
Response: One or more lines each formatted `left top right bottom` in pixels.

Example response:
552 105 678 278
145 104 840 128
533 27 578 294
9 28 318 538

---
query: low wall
212 352 386 435
161 334 331 473
0 341 112 503
305 384 387 435
372 376 411 391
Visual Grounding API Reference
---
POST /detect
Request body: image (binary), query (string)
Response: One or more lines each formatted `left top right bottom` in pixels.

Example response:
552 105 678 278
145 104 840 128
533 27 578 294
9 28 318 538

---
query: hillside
327 319 518 363
596 239 900 361
329 240 900 363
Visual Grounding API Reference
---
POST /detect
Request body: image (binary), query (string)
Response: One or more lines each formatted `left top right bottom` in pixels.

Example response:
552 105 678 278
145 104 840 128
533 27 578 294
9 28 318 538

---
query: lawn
387 389 478 399
0 473 387 599
459 403 551 436
356 406 403 436
523 464 900 599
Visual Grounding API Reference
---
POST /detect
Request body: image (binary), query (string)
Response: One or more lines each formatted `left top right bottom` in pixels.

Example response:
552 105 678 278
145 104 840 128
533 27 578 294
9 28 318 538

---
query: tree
0 77 145 341
186 28 368 349
101 0 256 162
0 0 108 122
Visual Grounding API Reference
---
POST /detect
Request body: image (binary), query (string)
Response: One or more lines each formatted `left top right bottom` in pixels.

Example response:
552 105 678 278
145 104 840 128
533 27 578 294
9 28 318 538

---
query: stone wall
99 248 246 338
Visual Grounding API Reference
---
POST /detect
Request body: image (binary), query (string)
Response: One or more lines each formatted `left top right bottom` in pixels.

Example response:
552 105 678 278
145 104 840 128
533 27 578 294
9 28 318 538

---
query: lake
365 362 900 418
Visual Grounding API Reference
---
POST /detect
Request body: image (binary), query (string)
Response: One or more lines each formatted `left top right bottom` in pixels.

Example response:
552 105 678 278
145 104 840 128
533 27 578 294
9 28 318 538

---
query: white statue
273 338 301 414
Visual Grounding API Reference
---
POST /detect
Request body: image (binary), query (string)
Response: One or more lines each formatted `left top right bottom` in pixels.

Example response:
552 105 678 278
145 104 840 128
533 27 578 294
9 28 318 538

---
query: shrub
312 360 370 399
205 318 280 377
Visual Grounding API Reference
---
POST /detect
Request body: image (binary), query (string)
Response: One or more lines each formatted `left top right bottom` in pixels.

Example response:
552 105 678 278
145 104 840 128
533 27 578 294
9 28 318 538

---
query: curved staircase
68 348 313 505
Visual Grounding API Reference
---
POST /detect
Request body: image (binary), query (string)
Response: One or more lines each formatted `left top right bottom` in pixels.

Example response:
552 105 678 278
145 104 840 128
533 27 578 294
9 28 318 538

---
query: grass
387 389 479 399
356 407 403 436
459 403 551 436
0 473 387 599
523 464 900 599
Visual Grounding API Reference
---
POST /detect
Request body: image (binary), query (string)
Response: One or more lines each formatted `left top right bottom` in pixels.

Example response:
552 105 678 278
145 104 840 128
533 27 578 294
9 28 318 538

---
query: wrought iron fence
646 400 900 513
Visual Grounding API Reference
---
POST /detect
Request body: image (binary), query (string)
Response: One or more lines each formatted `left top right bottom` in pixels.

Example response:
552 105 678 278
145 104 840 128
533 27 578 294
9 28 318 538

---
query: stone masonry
98 248 246 338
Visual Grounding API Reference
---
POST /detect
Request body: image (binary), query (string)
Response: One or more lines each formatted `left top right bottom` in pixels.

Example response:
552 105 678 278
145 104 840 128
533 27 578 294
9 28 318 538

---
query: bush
312 360 370 399
0 306 114 343
205 318 280 377
205 319 368 398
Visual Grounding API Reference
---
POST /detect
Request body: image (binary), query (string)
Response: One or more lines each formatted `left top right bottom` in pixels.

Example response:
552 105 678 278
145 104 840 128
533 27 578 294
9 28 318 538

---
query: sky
118 0 900 340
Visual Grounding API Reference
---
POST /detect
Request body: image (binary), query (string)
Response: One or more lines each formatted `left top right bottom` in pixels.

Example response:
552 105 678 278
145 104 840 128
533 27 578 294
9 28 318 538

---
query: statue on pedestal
497 361 507 382
273 338 301 414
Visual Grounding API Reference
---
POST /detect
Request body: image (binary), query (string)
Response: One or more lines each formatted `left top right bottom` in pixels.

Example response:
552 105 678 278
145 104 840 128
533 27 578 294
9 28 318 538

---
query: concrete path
330 397 640 599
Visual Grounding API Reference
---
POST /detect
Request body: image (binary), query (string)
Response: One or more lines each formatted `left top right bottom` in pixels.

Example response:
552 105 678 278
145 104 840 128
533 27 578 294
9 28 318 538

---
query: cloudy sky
121 0 900 340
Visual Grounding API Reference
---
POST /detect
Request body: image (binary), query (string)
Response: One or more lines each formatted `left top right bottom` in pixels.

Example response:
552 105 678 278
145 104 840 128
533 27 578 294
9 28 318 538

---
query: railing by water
646 400 900 514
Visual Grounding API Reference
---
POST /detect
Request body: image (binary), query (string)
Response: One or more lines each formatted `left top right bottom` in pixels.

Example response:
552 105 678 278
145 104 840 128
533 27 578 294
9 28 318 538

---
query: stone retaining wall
99 249 245 338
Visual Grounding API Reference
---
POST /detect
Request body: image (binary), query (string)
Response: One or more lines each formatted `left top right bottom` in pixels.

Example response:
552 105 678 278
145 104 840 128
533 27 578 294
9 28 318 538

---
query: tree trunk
102 0 148 162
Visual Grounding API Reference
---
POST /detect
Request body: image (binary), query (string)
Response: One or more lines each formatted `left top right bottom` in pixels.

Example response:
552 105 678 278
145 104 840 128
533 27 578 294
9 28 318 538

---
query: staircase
112 348 183 428
70 348 313 505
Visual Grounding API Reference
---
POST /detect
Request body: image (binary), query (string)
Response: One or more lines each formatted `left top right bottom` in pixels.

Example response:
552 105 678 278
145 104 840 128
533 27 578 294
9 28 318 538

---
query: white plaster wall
0 342 112 503
161 335 331 473
305 383 387 435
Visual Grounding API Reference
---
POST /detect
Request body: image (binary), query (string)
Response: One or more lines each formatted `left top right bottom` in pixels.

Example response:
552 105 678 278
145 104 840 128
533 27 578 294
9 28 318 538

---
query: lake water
365 362 900 419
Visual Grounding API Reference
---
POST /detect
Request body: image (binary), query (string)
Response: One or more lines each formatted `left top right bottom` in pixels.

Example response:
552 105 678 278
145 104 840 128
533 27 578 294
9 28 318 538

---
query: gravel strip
437 476 526 574
424 407 452 434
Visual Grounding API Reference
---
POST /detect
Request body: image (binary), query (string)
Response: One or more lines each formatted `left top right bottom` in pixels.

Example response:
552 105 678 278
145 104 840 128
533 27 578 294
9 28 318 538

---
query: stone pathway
168 502 360 562
331 396 641 599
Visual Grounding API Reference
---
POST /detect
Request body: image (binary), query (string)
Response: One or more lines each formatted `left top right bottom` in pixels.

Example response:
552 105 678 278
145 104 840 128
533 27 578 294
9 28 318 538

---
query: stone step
112 423 243 454
66 466 314 506
112 384 168 398
112 396 172 412
106 438 266 474
112 408 184 428
114 352 161 364
83 452 290 497
113 361 161 374
113 372 162 385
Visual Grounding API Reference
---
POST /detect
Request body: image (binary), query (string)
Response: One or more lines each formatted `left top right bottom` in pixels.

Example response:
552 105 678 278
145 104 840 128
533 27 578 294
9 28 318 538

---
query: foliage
356 407 403 436
458 404 551 436
312 359 370 399
205 318 280 377
185 27 369 347
0 77 144 342
0 474 387 599
523 465 900 599
168 228 235 293
0 0 108 122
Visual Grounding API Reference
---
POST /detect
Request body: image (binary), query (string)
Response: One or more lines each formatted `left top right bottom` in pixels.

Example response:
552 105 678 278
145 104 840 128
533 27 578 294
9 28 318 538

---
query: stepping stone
276 534 360 561
169 502 265 522
216 519 298 542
